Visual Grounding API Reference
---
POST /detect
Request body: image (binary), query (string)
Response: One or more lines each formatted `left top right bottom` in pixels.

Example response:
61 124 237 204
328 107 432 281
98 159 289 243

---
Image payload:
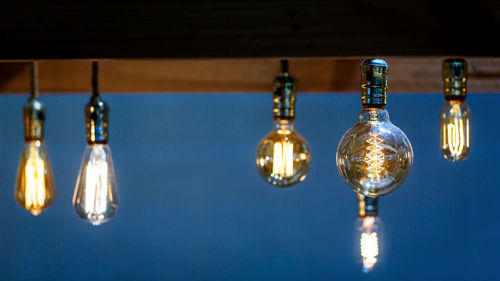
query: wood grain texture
1 58 500 94
0 1 498 59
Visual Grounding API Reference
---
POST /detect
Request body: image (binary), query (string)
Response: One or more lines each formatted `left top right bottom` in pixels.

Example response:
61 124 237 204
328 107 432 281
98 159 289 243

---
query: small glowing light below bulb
272 141 294 178
361 232 379 273
360 218 380 273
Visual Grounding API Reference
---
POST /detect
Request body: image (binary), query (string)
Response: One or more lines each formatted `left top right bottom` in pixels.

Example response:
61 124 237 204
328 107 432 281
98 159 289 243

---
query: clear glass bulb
356 216 383 273
256 120 311 187
15 140 55 216
337 108 413 196
73 144 118 225
440 100 470 161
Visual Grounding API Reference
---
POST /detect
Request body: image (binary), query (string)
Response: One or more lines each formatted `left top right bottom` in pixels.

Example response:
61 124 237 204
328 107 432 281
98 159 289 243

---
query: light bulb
440 58 470 161
356 194 382 273
255 60 311 187
337 59 413 197
73 62 118 225
256 120 311 187
15 66 56 216
73 143 117 225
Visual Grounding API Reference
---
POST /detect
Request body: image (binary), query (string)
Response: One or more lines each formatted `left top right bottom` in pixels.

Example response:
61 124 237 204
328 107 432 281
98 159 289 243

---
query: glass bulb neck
85 95 109 144
273 119 295 132
272 72 296 120
24 97 45 141
358 194 378 217
359 108 389 123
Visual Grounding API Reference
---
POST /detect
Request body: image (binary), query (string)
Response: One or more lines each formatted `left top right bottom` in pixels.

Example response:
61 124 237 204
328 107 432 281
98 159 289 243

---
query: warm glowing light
360 217 379 273
272 141 294 177
365 132 385 181
83 145 109 222
23 143 47 215
445 104 468 157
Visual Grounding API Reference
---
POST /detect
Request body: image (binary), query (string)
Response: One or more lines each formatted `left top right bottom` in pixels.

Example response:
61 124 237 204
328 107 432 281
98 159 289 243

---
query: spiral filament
440 101 470 161
23 143 47 215
365 132 385 181
272 141 294 178
446 118 464 156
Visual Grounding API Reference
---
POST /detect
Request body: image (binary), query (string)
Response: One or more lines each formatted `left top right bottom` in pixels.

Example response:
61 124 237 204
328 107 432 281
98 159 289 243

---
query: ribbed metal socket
272 72 296 120
85 95 109 144
361 59 389 108
358 193 378 217
24 97 45 141
443 58 467 101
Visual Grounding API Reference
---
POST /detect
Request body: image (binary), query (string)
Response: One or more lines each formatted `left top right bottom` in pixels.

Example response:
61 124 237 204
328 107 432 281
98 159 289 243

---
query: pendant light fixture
72 61 118 226
440 58 470 161
337 59 413 197
356 194 383 273
255 60 311 187
15 62 56 216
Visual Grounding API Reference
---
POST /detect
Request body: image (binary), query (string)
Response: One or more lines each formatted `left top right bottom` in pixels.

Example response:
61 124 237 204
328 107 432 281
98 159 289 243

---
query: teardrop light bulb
73 61 118 225
255 60 311 187
440 58 470 161
337 59 413 196
15 63 55 216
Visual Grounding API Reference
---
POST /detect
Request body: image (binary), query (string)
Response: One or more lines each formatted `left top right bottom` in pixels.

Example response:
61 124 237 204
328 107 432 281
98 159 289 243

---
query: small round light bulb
255 60 311 187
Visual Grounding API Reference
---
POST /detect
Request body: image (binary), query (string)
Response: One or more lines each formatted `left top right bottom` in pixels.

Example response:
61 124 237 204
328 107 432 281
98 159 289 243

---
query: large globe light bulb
337 59 413 197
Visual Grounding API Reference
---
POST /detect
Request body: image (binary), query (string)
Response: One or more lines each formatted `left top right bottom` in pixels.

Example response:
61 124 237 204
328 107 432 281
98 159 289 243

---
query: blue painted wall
0 93 498 281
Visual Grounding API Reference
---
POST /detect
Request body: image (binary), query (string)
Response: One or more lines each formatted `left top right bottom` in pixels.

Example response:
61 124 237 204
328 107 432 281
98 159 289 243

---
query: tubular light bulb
356 194 382 273
15 63 55 216
73 62 118 225
337 59 413 196
440 58 470 161
256 60 311 187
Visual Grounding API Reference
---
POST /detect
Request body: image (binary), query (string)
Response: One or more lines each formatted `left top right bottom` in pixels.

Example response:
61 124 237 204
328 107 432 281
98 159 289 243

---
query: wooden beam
0 1 498 59
1 58 499 94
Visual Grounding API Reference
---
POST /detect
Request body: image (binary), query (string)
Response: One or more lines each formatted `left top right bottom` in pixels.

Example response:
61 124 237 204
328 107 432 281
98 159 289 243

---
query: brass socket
85 95 109 144
24 97 45 141
272 72 296 120
358 193 378 217
361 59 389 108
443 58 467 100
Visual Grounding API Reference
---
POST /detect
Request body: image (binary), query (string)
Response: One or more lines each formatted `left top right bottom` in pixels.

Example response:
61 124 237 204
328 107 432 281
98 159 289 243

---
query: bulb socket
85 95 109 144
24 97 45 141
361 59 388 108
443 58 467 101
358 193 378 217
273 61 296 120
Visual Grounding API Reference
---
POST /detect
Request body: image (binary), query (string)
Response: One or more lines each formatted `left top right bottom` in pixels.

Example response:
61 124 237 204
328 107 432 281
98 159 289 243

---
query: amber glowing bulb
255 60 311 187
15 62 55 216
440 58 470 162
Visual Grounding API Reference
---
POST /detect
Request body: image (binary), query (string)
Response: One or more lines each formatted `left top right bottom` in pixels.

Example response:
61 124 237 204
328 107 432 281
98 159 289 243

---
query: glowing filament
446 117 465 156
272 141 294 177
365 132 385 181
360 232 379 273
24 146 46 215
84 147 109 216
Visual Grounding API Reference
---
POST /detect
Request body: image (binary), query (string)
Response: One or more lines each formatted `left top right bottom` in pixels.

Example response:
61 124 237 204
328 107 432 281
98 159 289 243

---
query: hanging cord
281 59 289 73
30 61 39 99
92 61 100 97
